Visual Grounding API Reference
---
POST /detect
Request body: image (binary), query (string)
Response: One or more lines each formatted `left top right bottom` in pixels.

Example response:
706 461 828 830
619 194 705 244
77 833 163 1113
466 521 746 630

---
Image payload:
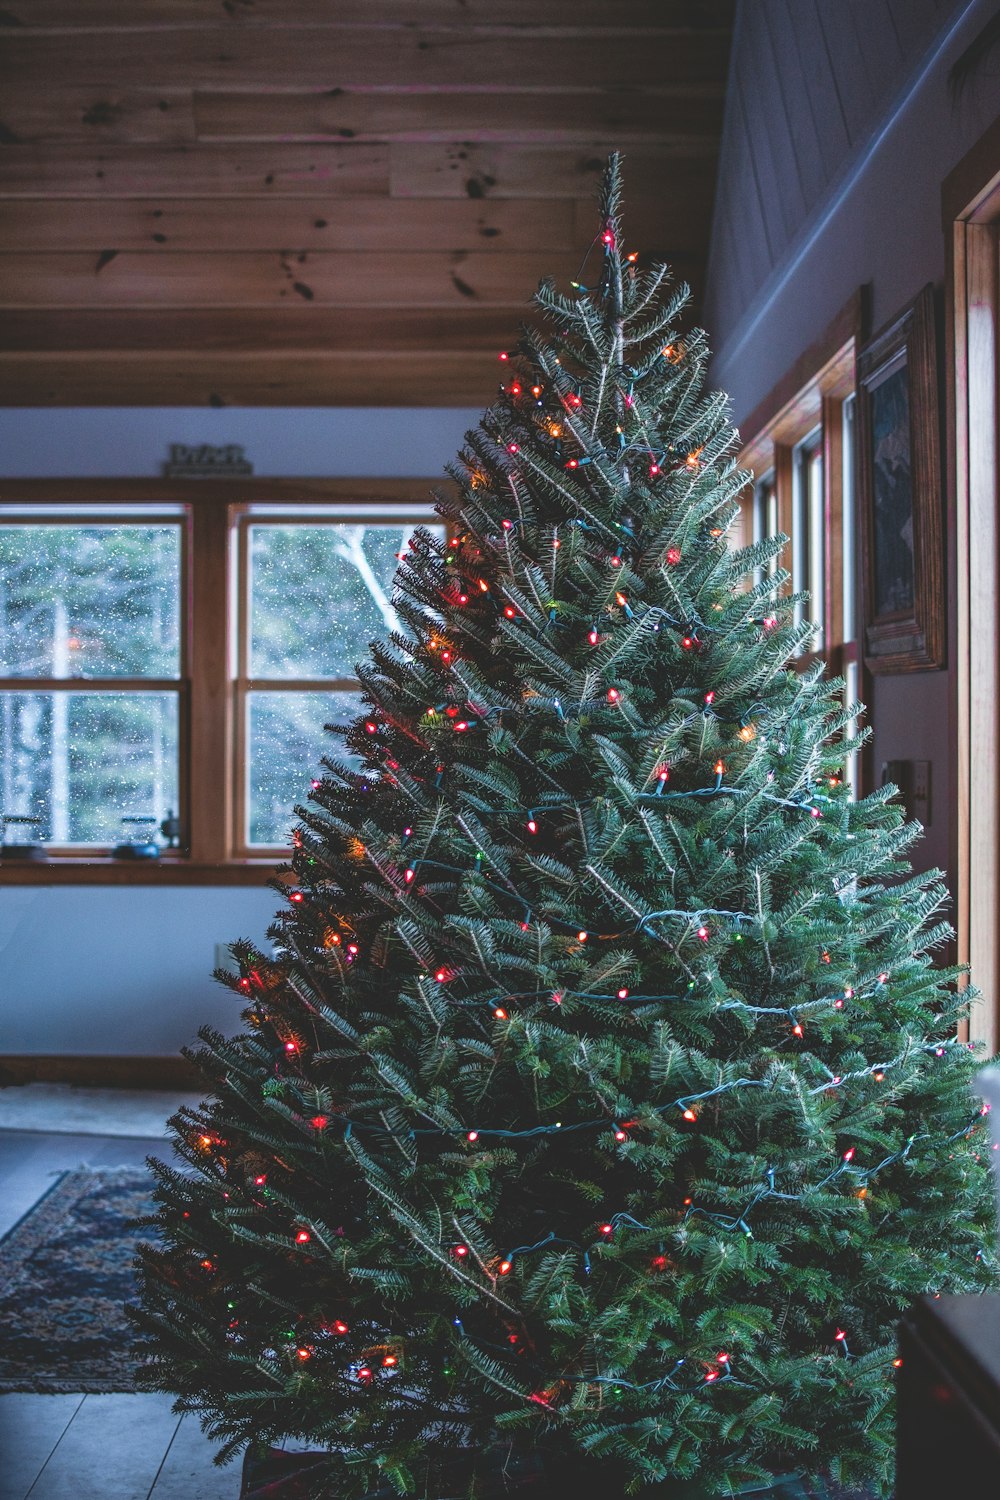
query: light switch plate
912 760 931 827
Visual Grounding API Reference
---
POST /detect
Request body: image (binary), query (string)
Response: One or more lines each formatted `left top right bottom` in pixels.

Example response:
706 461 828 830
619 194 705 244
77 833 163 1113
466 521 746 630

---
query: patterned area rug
0 1165 157 1392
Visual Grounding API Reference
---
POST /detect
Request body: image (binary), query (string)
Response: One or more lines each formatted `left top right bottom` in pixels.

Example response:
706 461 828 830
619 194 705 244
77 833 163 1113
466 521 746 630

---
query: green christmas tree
135 157 997 1499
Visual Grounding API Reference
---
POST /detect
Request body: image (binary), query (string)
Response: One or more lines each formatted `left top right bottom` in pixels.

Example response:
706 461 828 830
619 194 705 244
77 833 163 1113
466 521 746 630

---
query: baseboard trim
0 1055 203 1090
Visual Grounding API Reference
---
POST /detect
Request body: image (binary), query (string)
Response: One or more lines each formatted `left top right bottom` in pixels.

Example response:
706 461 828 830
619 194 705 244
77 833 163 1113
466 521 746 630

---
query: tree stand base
238 1445 864 1500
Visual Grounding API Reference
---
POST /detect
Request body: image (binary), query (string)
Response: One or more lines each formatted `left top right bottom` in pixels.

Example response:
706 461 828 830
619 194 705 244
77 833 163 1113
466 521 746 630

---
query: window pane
0 525 180 678
807 446 824 645
248 689 361 846
0 691 178 843
249 524 410 679
842 395 857 646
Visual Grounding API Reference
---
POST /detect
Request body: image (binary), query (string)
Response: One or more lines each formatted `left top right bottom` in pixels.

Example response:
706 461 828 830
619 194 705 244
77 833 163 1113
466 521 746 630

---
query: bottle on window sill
113 814 161 860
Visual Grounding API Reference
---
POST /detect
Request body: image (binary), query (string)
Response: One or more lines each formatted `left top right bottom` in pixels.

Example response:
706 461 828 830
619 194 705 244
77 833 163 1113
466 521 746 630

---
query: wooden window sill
0 858 288 886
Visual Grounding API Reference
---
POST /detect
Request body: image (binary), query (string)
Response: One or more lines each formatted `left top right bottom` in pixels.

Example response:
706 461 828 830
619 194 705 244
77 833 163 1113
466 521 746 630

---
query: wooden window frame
738 292 864 671
736 290 868 793
0 478 441 884
945 115 1000 1053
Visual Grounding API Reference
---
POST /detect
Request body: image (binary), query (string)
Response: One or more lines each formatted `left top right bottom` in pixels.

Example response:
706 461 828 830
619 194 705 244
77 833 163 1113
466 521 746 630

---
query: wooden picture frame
856 284 944 673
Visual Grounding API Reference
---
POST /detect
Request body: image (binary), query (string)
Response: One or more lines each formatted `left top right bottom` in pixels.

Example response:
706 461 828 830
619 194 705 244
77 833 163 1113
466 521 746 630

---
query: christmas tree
135 157 997 1499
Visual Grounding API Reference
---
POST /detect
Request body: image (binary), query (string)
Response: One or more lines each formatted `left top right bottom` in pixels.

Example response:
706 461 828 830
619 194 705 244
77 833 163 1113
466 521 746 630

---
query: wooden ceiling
0 1 735 408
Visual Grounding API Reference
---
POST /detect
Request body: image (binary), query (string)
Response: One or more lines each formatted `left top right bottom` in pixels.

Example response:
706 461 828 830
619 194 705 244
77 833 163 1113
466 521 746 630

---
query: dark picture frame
856 284 944 673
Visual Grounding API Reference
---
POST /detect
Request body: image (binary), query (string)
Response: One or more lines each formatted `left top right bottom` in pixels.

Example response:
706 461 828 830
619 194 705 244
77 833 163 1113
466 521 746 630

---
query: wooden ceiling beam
0 306 532 354
0 142 712 200
0 142 390 197
0 196 709 255
0 249 704 308
190 88 722 146
0 198 579 253
0 29 731 90
0 351 507 407
2 1 735 31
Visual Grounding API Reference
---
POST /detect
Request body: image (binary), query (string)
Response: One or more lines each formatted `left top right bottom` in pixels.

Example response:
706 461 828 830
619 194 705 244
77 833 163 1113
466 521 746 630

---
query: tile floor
0 1106 241 1500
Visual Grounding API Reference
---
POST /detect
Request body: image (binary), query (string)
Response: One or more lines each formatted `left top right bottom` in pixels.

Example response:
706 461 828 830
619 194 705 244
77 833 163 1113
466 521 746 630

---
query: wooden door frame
945 116 1000 1053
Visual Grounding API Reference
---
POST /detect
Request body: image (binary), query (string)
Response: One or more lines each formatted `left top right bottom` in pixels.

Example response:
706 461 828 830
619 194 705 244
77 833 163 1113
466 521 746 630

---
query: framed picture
856 284 944 673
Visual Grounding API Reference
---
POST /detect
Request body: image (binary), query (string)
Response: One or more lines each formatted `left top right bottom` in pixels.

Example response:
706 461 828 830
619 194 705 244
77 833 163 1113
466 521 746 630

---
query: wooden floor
0 1130 240 1500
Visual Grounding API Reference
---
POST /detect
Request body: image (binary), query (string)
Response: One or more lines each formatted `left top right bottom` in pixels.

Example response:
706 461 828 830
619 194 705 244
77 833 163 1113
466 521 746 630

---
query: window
791 428 824 643
0 512 183 847
750 471 778 586
737 299 862 793
0 482 438 880
237 513 415 851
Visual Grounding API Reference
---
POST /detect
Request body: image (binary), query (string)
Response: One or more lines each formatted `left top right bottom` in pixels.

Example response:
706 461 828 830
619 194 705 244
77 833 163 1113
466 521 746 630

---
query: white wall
0 406 482 479
0 406 479 1055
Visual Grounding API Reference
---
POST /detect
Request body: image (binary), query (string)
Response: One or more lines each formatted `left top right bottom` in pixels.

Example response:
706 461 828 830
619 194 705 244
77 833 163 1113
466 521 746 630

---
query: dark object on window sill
896 1293 1000 1497
0 843 48 861
112 841 161 860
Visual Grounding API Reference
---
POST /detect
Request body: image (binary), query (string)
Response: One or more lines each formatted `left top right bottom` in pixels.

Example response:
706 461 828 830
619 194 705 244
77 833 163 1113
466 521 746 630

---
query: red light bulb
499 1259 512 1275
494 1007 508 1020
649 463 660 477
617 987 629 999
311 1115 328 1130
607 688 620 703
334 1320 349 1334
296 1230 311 1244
599 1222 613 1236
682 1108 697 1122
454 1244 469 1259
467 1130 479 1142
527 818 537 833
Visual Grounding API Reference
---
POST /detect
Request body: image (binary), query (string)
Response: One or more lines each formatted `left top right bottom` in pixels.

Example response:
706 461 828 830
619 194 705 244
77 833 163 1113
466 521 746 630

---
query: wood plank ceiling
0 1 735 407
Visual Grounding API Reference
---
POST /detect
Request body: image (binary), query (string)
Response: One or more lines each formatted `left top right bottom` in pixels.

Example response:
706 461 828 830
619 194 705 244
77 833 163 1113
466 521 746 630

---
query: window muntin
0 516 184 849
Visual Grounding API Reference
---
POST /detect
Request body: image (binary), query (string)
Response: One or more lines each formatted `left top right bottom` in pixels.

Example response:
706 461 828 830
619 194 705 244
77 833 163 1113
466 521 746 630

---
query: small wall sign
163 444 253 479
